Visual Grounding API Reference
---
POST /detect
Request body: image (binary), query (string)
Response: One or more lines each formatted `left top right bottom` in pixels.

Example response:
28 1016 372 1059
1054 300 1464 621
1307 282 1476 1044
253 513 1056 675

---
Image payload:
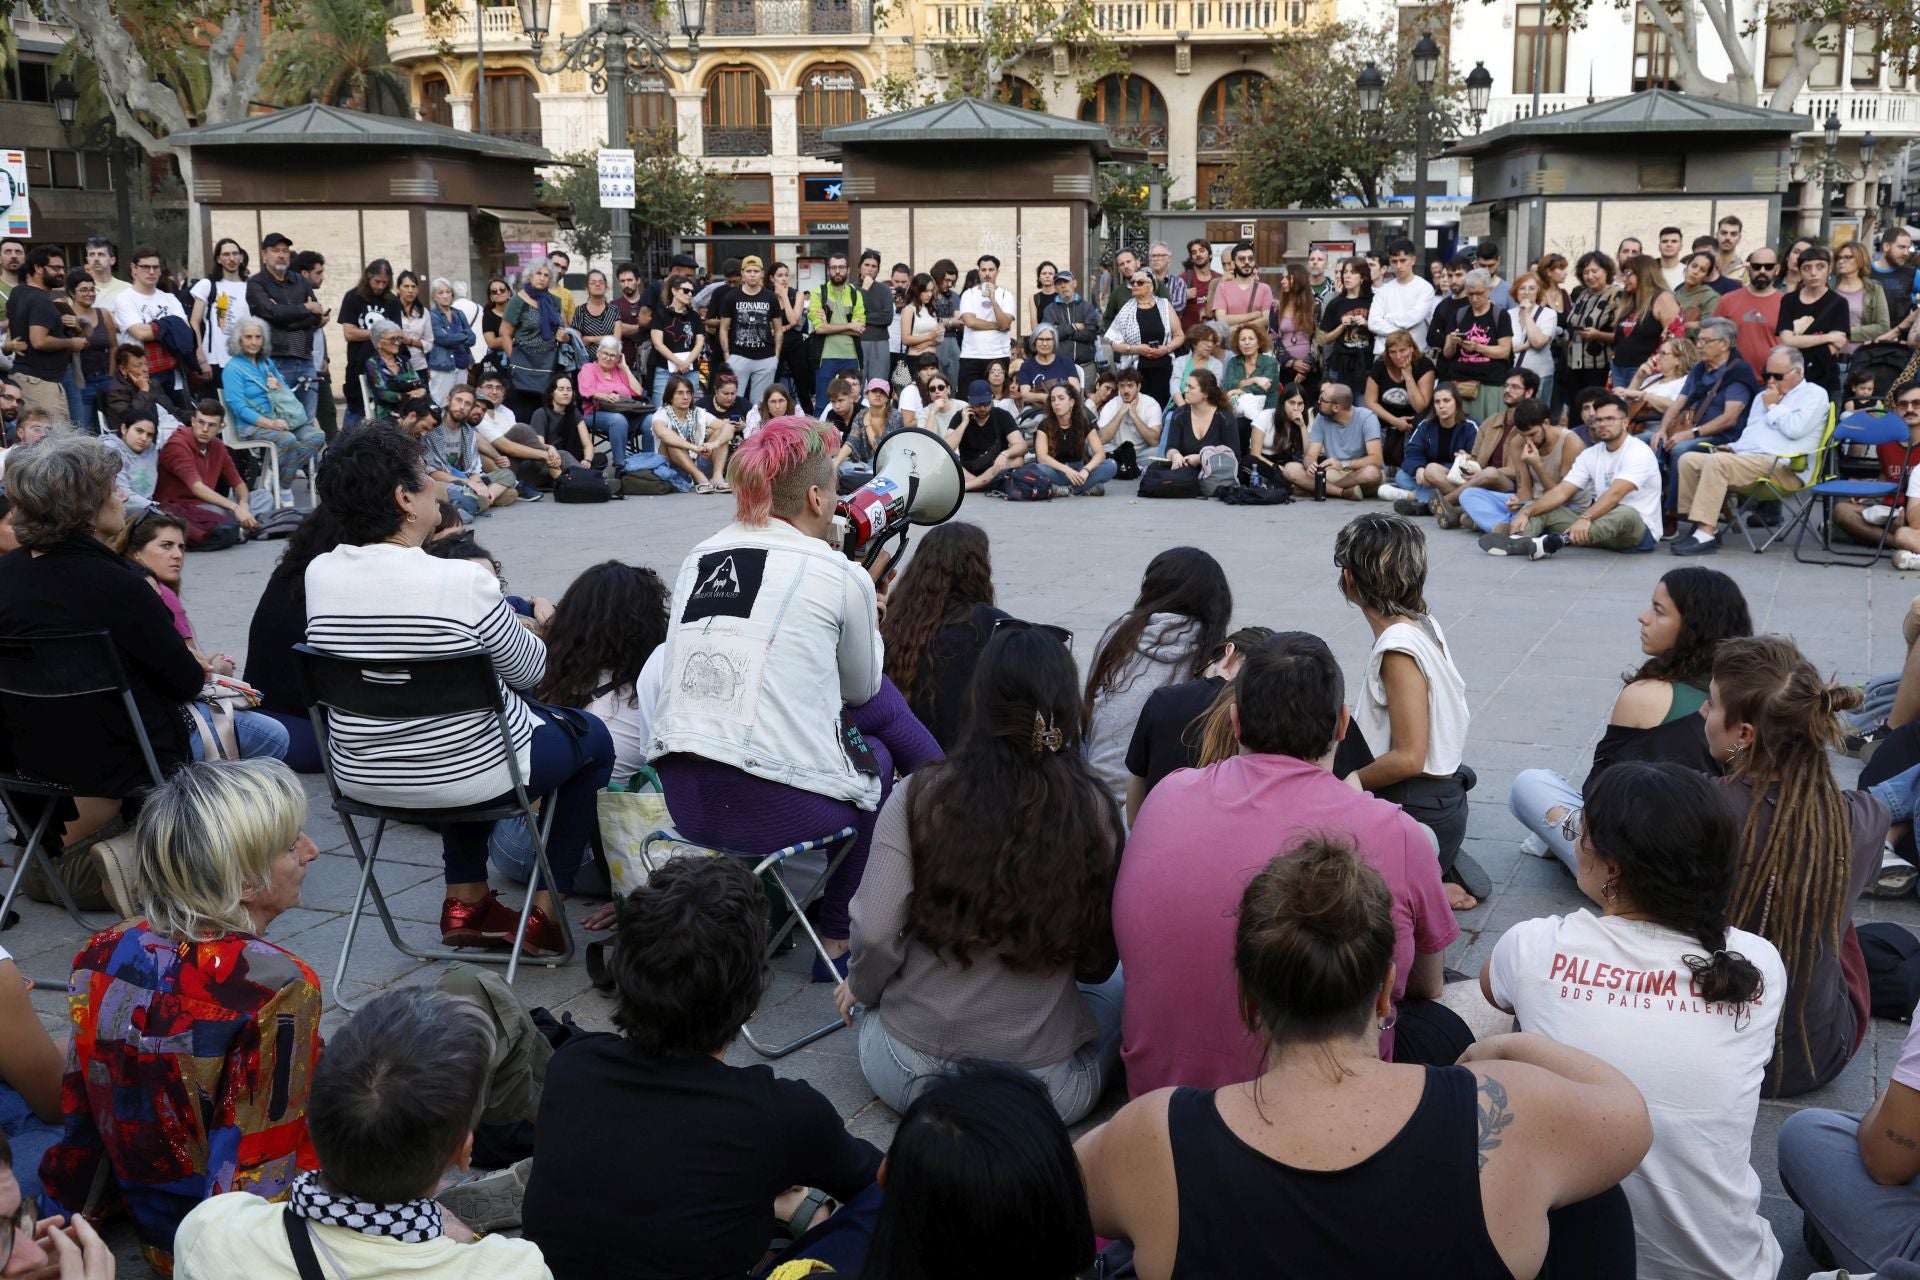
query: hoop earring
1602 878 1618 902
404 512 417 524
1378 1012 1398 1032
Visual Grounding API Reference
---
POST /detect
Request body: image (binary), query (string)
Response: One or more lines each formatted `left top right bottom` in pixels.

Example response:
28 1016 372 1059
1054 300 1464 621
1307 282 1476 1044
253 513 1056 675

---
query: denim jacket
428 306 476 372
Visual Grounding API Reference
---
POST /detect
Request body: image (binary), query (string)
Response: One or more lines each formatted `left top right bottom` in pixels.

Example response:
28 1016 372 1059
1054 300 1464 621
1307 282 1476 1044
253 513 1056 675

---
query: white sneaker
1378 483 1413 502
1895 550 1920 571
1863 504 1896 527
1519 832 1551 858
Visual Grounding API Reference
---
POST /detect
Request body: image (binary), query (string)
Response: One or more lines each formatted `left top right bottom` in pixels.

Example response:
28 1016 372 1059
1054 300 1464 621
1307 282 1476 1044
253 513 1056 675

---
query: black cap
670 253 699 270
261 232 293 249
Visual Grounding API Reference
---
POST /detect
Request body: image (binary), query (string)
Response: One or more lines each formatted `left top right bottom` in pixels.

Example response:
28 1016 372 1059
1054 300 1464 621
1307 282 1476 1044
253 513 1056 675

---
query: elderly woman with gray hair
427 276 478 405
1441 267 1516 424
221 315 326 495
366 312 427 421
577 334 651 473
1014 322 1082 411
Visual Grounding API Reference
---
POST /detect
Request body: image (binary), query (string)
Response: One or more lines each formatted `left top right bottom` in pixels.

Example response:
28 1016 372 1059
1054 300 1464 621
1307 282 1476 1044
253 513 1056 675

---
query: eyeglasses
0 1198 36 1270
993 617 1074 646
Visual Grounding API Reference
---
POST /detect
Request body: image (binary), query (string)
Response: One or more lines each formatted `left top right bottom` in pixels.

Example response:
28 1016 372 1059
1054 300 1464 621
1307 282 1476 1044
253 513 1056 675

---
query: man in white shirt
82 235 129 303
1366 237 1436 354
1480 391 1663 558
1656 226 1687 289
956 253 1015 392
110 246 207 399
1670 346 1829 556
1096 367 1164 456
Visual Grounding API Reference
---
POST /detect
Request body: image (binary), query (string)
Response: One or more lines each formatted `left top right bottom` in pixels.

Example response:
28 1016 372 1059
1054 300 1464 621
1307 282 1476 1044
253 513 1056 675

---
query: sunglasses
1762 370 1788 382
928 382 949 392
993 617 1074 646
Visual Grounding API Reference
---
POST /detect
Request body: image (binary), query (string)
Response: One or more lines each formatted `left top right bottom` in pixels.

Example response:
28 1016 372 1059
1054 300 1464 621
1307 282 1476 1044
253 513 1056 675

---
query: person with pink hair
648 415 942 978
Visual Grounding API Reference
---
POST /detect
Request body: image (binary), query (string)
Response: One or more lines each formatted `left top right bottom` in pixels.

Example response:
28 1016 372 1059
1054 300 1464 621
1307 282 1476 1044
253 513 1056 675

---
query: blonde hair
135 759 308 940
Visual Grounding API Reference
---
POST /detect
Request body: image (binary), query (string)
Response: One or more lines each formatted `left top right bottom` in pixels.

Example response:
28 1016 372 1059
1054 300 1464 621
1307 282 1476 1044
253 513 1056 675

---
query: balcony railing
706 126 773 155
388 6 530 61
587 0 872 38
1478 94 1585 130
797 125 832 155
923 0 1323 40
1793 89 1920 133
1104 122 1169 151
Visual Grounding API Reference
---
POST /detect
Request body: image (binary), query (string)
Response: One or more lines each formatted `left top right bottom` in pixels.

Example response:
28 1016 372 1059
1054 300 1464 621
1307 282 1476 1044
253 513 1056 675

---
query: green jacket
807 281 866 361
1845 279 1891 344
1224 351 1283 412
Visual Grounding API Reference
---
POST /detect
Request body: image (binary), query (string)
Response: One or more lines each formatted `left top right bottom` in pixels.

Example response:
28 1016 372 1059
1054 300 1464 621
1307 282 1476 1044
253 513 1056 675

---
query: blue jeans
1037 458 1118 494
855 967 1124 1124
78 371 113 433
62 369 85 429
440 707 615 893
258 709 323 774
590 411 642 470
1660 437 1713 515
1779 1108 1920 1272
651 365 699 406
815 357 860 412
276 356 320 424
1508 767 1582 873
187 707 291 762
488 817 610 895
0 1081 59 1202
1394 465 1436 503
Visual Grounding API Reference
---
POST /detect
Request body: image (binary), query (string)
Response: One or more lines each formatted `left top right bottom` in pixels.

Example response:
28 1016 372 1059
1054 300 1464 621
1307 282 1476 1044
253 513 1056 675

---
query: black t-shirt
522 1035 880 1280
1447 304 1513 384
1368 354 1435 419
956 406 1018 467
5 283 71 380
1126 674 1226 795
1776 287 1852 396
1135 303 1170 368
719 286 778 360
909 602 1011 749
338 288 401 396
1162 405 1237 460
656 307 701 355
700 393 746 425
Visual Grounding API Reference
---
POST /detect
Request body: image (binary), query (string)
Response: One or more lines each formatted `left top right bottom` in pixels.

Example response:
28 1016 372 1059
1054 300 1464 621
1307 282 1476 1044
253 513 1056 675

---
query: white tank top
1358 614 1469 776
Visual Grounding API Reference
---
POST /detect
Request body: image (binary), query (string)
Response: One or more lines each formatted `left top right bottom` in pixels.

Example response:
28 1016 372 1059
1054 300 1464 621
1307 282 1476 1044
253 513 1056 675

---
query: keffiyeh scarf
289 1170 444 1242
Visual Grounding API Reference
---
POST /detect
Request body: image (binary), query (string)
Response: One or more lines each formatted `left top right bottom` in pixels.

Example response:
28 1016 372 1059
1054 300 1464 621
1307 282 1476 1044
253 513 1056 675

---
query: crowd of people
2 219 1920 1280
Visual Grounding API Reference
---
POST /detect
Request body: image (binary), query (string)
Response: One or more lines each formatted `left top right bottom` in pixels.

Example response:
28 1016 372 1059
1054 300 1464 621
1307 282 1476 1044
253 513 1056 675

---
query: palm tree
261 0 411 115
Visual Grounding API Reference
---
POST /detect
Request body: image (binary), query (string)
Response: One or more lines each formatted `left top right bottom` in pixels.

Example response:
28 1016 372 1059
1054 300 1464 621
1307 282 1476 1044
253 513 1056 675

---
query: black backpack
552 465 611 504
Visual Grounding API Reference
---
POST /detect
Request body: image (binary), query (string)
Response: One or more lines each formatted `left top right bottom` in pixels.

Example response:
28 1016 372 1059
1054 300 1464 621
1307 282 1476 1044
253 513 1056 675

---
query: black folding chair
294 645 575 1011
0 632 165 936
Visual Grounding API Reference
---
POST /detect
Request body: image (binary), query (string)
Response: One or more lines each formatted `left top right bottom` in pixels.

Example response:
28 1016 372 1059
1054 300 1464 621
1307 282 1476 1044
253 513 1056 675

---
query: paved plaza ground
8 489 1920 1274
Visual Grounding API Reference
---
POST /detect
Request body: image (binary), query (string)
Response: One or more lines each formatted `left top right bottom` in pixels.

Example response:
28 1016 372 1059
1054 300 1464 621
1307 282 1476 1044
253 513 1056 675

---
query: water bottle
1312 465 1327 502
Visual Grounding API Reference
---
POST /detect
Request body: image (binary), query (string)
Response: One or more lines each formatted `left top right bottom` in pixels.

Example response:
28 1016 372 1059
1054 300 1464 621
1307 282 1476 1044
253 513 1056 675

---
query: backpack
552 465 612 503
1137 463 1203 499
250 506 307 540
1196 445 1239 496
1859 922 1920 1021
1000 463 1054 501
619 470 675 496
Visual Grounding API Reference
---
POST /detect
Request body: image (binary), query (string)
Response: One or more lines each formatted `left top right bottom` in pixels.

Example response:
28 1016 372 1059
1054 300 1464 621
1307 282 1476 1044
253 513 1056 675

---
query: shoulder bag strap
282 1208 329 1280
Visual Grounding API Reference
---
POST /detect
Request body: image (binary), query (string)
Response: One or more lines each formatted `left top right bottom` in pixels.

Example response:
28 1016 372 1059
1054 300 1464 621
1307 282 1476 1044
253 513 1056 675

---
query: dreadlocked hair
1712 635 1863 1079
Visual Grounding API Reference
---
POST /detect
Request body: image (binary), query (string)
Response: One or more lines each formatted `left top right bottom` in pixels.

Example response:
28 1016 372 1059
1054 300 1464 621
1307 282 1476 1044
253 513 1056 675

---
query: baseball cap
967 380 993 405
865 378 892 395
1055 268 1074 282
741 255 763 269
261 232 293 249
670 253 699 270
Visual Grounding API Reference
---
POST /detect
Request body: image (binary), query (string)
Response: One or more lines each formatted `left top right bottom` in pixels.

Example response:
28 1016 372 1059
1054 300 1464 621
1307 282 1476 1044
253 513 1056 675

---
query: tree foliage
260 0 412 115
1224 18 1471 209
874 0 1130 111
548 129 741 263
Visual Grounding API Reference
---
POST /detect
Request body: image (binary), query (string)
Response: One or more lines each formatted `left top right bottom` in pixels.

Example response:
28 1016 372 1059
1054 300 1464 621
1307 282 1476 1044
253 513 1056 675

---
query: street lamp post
1357 37 1489 259
1795 111 1878 245
51 73 134 257
515 0 708 268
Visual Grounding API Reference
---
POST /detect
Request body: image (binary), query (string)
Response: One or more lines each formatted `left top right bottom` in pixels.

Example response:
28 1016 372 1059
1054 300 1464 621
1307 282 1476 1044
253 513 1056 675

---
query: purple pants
655 677 941 938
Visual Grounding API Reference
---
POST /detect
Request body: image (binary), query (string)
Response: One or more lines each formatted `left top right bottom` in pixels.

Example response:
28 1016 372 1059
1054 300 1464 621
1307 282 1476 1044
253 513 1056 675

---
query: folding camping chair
639 824 860 1058
1792 410 1916 567
294 645 575 1011
1718 406 1835 554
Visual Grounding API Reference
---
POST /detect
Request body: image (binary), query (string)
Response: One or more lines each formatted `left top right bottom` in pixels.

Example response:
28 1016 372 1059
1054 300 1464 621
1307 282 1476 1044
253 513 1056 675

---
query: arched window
419 75 451 128
705 67 771 156
994 75 1042 111
1079 74 1167 157
482 70 542 145
1197 72 1267 150
797 62 865 155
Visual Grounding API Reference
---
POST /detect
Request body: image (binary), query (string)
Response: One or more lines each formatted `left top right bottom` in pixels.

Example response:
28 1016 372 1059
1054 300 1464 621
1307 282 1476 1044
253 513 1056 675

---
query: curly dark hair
538 561 670 714
1084 547 1232 717
609 855 767 1056
1627 567 1752 687
315 425 429 545
881 523 995 708
905 629 1122 972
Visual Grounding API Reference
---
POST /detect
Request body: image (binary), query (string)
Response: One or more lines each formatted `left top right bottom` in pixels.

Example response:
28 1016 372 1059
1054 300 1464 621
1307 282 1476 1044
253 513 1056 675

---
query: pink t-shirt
1113 752 1459 1096
577 361 642 404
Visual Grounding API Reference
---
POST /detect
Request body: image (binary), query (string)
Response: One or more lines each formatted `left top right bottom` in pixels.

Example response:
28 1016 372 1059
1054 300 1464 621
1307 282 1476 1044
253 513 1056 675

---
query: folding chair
1719 406 1834 554
293 645 575 1011
639 824 859 1058
223 408 286 511
1792 410 1916 567
0 632 165 936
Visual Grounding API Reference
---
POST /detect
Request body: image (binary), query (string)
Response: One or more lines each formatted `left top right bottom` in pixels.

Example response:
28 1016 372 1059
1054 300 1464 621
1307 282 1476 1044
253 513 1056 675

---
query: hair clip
1030 711 1064 756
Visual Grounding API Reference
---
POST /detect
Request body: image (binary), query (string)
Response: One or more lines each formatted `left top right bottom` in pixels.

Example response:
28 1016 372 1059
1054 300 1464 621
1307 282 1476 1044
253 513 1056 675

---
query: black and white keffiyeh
289 1170 444 1242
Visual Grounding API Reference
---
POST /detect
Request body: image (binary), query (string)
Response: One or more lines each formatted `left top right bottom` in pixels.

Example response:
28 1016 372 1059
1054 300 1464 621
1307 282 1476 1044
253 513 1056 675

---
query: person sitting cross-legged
1389 381 1477 515
1282 381 1384 499
173 988 553 1280
1669 344 1828 556
652 374 735 495
1478 391 1663 559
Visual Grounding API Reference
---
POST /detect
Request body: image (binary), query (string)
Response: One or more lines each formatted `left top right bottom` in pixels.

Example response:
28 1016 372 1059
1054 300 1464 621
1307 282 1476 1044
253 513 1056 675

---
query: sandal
774 1187 836 1243
1444 852 1492 907
695 482 715 494
714 480 733 493
1870 842 1919 898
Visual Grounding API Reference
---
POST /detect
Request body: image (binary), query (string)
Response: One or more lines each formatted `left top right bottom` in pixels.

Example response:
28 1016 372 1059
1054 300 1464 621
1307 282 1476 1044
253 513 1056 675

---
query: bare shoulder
1608 678 1673 729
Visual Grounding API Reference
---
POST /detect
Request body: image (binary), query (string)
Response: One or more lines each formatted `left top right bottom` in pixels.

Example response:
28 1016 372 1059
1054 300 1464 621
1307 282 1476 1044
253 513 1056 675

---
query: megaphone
833 427 966 567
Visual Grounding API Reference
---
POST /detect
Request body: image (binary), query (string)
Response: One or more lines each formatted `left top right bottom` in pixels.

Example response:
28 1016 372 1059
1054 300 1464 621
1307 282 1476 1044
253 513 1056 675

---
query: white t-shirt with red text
1488 910 1786 1280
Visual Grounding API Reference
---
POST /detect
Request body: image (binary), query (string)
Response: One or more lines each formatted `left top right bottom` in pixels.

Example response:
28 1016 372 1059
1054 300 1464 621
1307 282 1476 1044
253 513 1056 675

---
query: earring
1725 740 1745 763
404 512 417 524
1378 1012 1398 1032
1601 877 1618 902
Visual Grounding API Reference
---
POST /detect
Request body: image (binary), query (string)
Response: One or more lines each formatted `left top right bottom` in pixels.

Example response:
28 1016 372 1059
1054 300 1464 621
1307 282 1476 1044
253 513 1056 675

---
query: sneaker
1085 484 1105 496
1671 531 1721 556
1393 497 1429 516
1052 484 1072 498
277 489 297 508
1478 530 1559 560
1432 496 1463 530
1870 842 1920 898
439 891 524 949
1519 832 1552 859
439 1157 532 1232
1863 503 1897 527
1896 550 1920 571
515 482 545 502
1379 483 1413 502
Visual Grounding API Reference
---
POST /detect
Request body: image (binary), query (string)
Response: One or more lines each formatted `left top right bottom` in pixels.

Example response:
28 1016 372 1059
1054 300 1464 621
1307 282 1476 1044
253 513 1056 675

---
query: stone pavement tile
291 850 439 914
1761 1194 1818 1277
1785 1039 1880 1115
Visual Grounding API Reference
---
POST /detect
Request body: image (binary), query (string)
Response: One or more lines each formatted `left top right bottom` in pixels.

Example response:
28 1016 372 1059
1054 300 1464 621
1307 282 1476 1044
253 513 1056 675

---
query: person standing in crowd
1653 225 1687 289
335 257 399 426
1473 240 1512 310
809 253 865 412
1776 244 1850 397
1101 246 1146 328
187 237 251 383
1179 239 1218 335
426 276 476 405
1610 254 1681 391
1271 264 1319 390
1147 242 1186 316
1368 238 1437 353
612 261 653 379
1714 215 1748 285
1509 567 1751 872
925 257 962 385
1284 381 1384 500
1564 251 1620 411
1710 635 1886 1099
855 250 895 387
502 261 580 423
394 272 432 375
1318 255 1375 390
1508 272 1560 406
1091 838 1650 1280
896 272 944 388
1443 268 1515 425
1872 225 1918 334
839 627 1124 1123
957 254 1016 392
880 521 1004 750
1485 762 1785 1280
1669 344 1826 556
1307 246 1335 307
1719 246 1788 377
1043 268 1101 387
1833 240 1892 365
4 245 84 424
1671 251 1723 341
1333 513 1484 909
1029 260 1058 330
767 260 812 411
714 254 781 405
1106 267 1182 408
82 233 129 303
566 269 617 352
1210 241 1272 347
545 249 576 322
643 268 704 410
67 274 117 428
1083 547 1231 803
111 245 207 407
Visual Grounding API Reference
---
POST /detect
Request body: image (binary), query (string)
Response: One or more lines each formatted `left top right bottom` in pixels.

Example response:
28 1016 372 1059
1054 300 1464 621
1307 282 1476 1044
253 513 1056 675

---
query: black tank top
1167 1066 1516 1279
1612 301 1665 367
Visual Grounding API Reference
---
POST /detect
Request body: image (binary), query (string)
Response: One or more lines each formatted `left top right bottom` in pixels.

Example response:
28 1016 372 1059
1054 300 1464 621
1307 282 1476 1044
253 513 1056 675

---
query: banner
598 148 635 211
0 152 27 237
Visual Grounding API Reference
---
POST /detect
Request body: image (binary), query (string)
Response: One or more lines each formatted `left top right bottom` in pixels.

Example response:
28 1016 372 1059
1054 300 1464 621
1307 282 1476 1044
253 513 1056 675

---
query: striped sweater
304 542 545 806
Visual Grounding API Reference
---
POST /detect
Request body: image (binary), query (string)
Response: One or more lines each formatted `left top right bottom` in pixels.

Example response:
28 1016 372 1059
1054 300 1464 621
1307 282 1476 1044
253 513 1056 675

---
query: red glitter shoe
520 905 567 957
439 890 523 949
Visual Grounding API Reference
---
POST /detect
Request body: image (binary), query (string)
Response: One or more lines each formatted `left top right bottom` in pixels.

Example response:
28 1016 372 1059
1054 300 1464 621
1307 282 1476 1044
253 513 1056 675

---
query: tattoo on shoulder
1887 1127 1918 1150
1477 1075 1516 1171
